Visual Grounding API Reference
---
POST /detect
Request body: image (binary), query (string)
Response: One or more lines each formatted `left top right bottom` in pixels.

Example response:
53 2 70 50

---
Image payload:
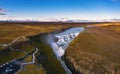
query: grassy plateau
0 22 120 74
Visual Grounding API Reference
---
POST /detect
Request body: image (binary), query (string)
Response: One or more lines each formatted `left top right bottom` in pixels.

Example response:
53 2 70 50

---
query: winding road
0 36 39 74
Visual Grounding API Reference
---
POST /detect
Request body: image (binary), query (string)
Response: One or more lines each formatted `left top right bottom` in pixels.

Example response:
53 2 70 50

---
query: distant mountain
0 16 120 22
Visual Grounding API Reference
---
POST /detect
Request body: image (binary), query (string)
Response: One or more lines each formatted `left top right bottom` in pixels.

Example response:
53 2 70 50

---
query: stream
46 27 85 74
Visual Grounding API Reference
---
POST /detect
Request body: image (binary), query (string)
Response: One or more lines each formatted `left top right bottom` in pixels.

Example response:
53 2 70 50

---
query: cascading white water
46 27 85 74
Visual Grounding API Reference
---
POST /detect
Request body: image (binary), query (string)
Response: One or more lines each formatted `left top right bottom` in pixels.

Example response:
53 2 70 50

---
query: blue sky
0 0 120 20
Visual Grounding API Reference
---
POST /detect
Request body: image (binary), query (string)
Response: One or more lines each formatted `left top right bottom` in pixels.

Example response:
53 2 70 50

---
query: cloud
0 13 6 15
0 8 5 12
0 8 6 15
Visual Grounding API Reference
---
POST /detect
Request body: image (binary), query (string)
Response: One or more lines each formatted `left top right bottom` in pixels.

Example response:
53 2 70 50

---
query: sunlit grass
0 23 69 74
65 25 120 73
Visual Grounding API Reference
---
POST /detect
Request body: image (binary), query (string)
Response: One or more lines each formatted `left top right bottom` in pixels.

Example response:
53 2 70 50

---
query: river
46 27 85 74
0 27 84 74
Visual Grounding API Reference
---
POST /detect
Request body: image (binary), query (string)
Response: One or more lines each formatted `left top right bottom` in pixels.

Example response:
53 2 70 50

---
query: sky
0 0 120 21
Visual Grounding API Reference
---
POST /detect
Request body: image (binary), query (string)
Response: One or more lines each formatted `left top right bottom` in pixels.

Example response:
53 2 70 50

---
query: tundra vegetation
0 22 120 74
65 24 120 74
0 22 70 74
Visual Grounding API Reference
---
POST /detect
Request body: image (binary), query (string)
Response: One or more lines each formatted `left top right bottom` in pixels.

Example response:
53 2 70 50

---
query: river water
46 27 85 74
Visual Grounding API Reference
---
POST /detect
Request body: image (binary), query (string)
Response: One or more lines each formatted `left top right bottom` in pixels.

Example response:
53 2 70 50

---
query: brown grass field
65 24 120 74
0 22 120 74
0 22 72 74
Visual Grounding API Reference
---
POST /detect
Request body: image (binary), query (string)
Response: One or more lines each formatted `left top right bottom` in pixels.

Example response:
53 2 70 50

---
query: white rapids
52 27 84 57
46 27 85 74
